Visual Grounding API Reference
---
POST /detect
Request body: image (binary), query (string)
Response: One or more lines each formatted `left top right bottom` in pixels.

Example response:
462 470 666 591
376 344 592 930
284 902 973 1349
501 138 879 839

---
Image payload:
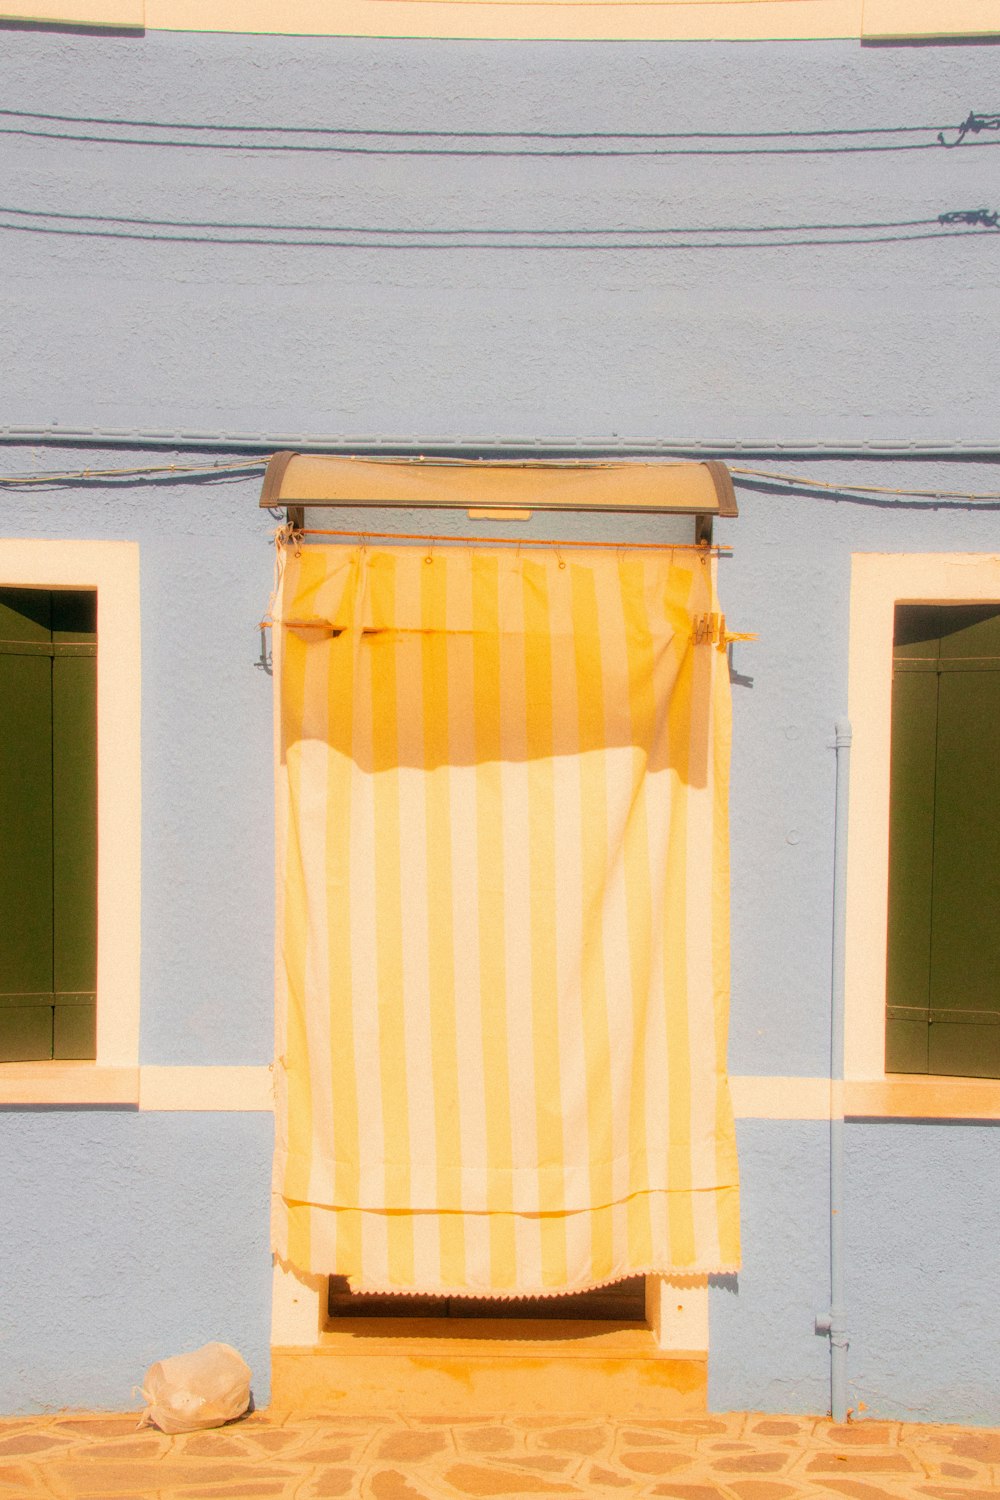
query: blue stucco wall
0 1111 273 1412
2 32 999 445
2 25 999 1420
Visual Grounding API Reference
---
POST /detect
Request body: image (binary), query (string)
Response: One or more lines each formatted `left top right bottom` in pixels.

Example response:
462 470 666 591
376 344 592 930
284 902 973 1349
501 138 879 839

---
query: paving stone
410 1414 495 1426
727 1482 799 1500
455 1427 516 1454
806 1482 902 1500
825 1427 894 1447
505 1455 575 1474
649 1486 730 1500
53 1418 140 1438
7 1406 1000 1500
377 1430 448 1460
535 1427 605 1455
945 1434 1000 1464
620 1429 683 1447
242 1428 308 1451
49 1458 294 1492
0 1466 41 1493
180 1433 259 1459
585 1464 634 1488
917 1488 1000 1500
0 1433 75 1456
184 1485 291 1498
805 1454 915 1474
371 1470 433 1500
442 1461 579 1493
712 1452 790 1474
618 1449 691 1475
656 1421 731 1435
306 1467 357 1497
751 1422 809 1438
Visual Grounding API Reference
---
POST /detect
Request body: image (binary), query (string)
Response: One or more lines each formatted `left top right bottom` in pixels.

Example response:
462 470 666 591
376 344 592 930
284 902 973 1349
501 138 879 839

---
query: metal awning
259 451 737 540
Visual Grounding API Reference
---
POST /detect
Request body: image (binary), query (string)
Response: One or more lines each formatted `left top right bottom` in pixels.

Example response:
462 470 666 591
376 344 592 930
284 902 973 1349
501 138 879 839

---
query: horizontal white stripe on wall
0 1066 996 1118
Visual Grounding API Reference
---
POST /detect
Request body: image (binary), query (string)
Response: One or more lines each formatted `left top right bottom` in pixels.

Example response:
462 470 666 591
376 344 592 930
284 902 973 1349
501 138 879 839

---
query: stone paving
0 1408 998 1499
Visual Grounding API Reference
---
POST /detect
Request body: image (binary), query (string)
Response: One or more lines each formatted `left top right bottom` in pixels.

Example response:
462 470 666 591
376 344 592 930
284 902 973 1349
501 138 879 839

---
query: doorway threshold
271 1320 707 1415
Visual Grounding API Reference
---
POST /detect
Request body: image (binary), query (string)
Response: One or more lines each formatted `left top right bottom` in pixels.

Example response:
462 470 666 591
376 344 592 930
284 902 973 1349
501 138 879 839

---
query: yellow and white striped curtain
272 541 740 1295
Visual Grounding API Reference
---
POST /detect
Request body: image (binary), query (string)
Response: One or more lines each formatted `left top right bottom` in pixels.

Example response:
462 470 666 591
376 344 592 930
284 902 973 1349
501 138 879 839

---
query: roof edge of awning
259 451 738 519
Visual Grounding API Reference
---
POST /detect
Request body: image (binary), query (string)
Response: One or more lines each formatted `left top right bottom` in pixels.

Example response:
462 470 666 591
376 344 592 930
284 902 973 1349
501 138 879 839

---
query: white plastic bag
137 1341 252 1433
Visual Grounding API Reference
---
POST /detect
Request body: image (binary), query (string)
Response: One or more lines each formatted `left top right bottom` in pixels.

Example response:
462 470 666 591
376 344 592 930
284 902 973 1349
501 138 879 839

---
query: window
0 541 140 1105
885 604 1000 1079
845 554 1000 1100
0 588 97 1061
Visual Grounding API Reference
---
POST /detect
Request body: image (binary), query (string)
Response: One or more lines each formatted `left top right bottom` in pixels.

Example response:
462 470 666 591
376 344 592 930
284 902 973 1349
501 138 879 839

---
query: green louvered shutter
885 603 1000 1078
0 588 97 1061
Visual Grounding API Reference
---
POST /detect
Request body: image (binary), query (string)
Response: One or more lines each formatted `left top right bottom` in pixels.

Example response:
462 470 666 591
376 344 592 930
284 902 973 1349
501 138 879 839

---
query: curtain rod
295 526 729 552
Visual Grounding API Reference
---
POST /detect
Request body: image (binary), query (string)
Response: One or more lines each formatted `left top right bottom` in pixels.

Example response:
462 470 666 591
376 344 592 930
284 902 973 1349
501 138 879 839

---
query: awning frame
259 450 737 544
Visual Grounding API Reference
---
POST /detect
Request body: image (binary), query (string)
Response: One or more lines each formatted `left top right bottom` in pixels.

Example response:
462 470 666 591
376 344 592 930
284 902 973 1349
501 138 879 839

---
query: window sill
846 1075 1000 1121
731 1074 1000 1121
0 1061 140 1106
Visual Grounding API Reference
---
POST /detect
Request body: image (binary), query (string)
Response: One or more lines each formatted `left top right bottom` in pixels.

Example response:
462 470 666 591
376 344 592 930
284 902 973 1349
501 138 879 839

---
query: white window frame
6 0 995 43
844 552 1000 1117
0 540 141 1105
1 0 142 23
861 0 1000 38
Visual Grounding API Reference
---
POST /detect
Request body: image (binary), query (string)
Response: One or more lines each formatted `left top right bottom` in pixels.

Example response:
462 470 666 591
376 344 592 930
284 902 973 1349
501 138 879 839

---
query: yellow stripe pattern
273 543 740 1293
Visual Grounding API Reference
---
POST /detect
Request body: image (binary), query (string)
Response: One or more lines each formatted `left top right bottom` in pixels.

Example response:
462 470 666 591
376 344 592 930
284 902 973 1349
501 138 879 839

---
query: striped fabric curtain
272 542 740 1295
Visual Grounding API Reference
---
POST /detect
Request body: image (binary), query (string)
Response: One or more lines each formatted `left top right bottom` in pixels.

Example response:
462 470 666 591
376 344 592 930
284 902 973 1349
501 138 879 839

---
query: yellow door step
272 1320 707 1416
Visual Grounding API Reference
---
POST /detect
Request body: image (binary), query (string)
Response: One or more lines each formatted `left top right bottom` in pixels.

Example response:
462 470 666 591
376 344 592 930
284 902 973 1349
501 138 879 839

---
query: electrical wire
0 457 267 484
1 107 998 156
0 205 965 234
1 205 997 250
3 454 1000 503
0 107 967 139
729 466 1000 500
5 126 999 157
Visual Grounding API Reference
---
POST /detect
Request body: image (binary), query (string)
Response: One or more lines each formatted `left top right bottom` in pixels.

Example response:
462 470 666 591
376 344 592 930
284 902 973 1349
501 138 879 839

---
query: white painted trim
272 1259 327 1345
729 1074 832 1119
0 0 142 22
862 0 1000 36
0 1063 139 1106
844 553 1000 1083
2 1064 990 1117
148 0 865 40
645 1275 709 1354
4 0 994 42
138 1064 274 1110
0 541 141 1104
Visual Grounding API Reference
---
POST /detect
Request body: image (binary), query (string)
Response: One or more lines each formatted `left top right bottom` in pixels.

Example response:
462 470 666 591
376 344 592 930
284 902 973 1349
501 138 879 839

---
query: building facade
1 0 998 1424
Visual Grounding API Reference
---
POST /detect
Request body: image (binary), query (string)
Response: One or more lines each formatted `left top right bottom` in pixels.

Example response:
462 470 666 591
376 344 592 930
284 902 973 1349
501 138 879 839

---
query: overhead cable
1 106 999 156
1 205 997 250
3 455 1000 504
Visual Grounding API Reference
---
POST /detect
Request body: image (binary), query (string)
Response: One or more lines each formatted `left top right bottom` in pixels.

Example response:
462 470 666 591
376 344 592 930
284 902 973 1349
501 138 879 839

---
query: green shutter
886 604 1000 1078
0 589 97 1062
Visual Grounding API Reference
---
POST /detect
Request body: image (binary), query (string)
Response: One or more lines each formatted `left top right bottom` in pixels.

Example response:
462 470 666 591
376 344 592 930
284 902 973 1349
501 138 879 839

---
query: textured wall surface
2 24 999 1421
0 1111 273 1412
709 1122 831 1418
845 1122 1000 1426
1 33 999 444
